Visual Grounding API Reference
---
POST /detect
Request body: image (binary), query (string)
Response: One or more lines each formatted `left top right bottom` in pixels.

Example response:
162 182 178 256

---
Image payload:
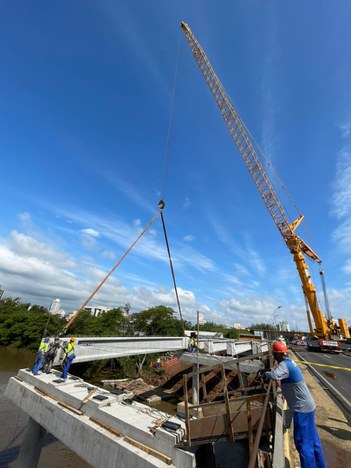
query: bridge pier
16 417 46 468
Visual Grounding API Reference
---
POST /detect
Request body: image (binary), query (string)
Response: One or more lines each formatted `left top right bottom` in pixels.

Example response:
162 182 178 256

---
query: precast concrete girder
6 370 195 468
55 336 189 364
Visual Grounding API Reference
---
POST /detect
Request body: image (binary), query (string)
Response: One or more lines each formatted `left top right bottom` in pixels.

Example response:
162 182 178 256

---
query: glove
258 368 268 378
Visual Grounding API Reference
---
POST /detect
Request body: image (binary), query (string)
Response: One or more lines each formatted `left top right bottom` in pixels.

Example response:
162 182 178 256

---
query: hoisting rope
161 34 182 201
159 200 185 336
158 38 185 334
61 205 164 335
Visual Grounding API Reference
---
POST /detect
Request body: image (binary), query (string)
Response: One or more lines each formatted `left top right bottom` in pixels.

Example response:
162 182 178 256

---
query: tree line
0 297 250 352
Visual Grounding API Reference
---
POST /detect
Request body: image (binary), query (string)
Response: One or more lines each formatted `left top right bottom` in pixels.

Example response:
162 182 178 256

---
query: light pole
273 306 282 338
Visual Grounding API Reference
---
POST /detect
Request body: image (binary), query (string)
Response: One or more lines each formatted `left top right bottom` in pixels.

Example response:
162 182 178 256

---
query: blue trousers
32 353 45 375
61 354 75 379
294 411 326 468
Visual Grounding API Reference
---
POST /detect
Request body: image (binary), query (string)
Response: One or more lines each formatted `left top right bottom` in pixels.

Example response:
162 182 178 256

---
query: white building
278 321 290 332
85 306 109 317
233 322 242 330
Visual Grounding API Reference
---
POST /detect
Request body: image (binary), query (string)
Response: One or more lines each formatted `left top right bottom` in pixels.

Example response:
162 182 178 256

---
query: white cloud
338 122 351 139
101 250 116 260
331 150 351 220
182 198 191 210
183 234 194 242
332 219 351 252
99 0 170 96
81 228 100 238
19 212 32 223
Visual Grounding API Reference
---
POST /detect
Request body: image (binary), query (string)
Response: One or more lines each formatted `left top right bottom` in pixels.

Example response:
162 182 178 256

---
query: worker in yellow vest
60 337 76 380
32 334 50 375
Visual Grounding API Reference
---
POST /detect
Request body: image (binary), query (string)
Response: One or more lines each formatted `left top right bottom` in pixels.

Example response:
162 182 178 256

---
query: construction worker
262 341 326 468
32 334 50 375
60 337 76 380
42 337 62 373
190 337 196 352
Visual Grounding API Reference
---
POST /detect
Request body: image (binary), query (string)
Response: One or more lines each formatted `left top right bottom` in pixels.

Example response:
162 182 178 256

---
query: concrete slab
6 370 196 468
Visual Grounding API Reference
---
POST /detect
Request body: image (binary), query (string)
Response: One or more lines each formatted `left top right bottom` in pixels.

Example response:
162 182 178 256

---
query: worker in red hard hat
262 341 326 468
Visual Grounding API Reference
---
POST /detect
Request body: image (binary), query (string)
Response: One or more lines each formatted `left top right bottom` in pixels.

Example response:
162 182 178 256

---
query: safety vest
38 340 49 354
66 342 76 357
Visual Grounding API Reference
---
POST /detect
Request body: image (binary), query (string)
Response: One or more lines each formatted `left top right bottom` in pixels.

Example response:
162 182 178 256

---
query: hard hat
70 337 76 342
272 341 288 353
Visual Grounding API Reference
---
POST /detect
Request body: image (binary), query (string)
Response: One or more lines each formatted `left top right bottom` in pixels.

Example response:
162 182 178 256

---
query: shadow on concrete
0 433 56 468
319 424 351 441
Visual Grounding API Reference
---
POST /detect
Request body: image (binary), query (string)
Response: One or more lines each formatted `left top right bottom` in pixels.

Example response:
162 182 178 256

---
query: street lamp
273 306 282 335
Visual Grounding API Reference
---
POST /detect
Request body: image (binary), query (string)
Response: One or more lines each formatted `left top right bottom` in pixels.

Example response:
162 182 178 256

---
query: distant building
85 305 109 317
233 323 242 330
278 321 290 332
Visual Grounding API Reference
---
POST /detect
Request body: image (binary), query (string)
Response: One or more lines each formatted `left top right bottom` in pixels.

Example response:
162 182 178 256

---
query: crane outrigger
181 22 350 351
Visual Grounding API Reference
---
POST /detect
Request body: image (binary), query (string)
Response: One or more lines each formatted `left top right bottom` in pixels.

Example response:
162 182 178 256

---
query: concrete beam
53 337 268 364
226 341 268 356
6 370 195 468
55 336 189 364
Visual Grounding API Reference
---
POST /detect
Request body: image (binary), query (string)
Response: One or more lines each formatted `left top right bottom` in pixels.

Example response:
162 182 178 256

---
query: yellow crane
181 22 350 350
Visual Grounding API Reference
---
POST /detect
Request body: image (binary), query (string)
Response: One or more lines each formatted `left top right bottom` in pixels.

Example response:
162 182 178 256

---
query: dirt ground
286 355 351 468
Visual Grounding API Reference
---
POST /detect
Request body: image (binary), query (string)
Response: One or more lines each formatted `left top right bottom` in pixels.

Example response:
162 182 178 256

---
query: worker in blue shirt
262 341 326 468
32 334 50 375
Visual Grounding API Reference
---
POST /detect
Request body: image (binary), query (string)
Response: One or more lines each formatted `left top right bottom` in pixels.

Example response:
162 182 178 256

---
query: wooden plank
246 399 253 452
57 401 84 416
201 374 208 401
89 417 122 437
202 399 252 417
124 436 172 465
184 374 191 446
34 386 84 416
82 387 97 404
189 407 263 440
224 387 234 441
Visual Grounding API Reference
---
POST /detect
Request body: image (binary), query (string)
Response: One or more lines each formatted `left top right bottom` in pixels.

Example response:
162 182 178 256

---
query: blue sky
1 1 351 330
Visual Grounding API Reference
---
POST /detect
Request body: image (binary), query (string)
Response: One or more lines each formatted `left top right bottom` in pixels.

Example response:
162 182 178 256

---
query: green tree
0 298 66 350
130 305 182 336
250 323 273 330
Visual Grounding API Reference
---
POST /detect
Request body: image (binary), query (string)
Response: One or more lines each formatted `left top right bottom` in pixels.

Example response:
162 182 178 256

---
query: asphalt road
292 347 351 414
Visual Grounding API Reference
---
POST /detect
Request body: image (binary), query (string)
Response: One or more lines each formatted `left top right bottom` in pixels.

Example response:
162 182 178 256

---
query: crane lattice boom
181 22 321 264
181 22 340 341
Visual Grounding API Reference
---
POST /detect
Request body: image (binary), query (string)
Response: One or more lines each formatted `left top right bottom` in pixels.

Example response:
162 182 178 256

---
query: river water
0 346 90 468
